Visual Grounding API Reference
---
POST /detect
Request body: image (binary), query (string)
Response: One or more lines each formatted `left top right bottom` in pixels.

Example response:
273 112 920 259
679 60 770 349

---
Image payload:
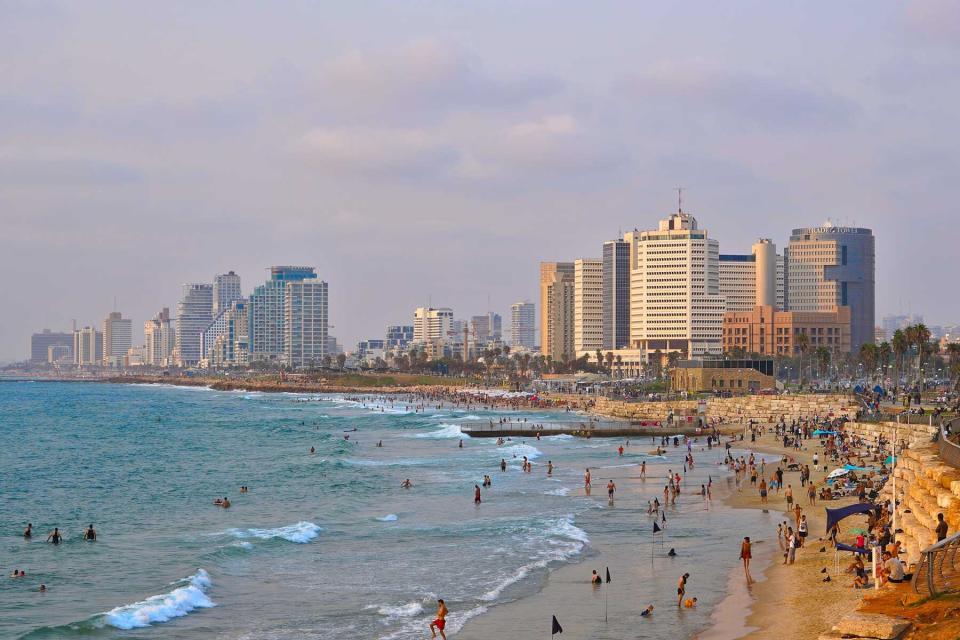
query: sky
2 0 959 361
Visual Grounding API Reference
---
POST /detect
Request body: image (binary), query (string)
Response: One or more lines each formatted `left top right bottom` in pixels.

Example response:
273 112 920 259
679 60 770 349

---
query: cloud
0 146 144 187
903 0 960 43
619 60 855 130
293 126 456 178
315 39 561 122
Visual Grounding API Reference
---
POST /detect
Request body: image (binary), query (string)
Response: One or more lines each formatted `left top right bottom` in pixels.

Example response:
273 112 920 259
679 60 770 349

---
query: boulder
831 613 910 639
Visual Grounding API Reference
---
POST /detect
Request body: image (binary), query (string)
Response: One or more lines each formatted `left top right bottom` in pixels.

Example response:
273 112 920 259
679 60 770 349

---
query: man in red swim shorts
430 598 448 639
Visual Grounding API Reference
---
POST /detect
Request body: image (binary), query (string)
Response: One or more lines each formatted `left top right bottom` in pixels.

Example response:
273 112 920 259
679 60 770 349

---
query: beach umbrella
827 468 850 480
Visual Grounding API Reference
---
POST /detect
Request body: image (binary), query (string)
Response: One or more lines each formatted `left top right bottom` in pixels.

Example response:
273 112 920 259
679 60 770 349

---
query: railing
912 529 960 596
938 417 960 469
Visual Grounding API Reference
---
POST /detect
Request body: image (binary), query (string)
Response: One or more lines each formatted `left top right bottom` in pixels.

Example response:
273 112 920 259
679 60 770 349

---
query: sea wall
555 393 858 423
884 434 959 565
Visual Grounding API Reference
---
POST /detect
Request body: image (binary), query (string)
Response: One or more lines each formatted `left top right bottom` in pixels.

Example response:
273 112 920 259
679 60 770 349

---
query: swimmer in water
401 479 413 488
310 446 315 454
46 528 62 544
222 497 231 508
474 484 481 504
23 523 32 539
83 524 96 541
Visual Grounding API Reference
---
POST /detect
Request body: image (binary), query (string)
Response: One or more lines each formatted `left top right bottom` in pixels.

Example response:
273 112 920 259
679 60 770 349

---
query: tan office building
573 259 603 354
540 262 575 361
722 305 851 356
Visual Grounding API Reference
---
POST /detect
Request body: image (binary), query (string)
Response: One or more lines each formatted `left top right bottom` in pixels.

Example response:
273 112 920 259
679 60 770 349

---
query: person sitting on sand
429 599 448 640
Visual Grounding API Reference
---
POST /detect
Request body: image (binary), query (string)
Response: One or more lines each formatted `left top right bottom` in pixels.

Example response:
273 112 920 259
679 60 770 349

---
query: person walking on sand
741 537 753 585
785 484 793 509
677 573 689 607
759 477 768 505
429 599 448 640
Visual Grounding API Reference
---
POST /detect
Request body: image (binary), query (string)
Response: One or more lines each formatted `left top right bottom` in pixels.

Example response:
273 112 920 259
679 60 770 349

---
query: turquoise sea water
1 382 774 639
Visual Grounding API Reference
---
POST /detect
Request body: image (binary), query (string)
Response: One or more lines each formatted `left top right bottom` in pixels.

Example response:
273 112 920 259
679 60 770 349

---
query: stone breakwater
553 393 858 423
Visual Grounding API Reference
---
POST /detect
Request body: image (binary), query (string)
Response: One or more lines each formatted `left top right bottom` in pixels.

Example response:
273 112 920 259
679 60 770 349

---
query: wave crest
103 569 213 629
226 521 321 544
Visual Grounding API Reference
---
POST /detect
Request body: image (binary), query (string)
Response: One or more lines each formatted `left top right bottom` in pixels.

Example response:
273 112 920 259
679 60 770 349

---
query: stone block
831 613 910 639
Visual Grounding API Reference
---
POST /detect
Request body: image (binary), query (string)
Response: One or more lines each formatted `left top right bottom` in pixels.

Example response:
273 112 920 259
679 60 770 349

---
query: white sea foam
233 541 254 550
377 514 399 522
411 423 470 439
103 569 213 629
543 487 571 496
543 433 575 441
501 443 542 460
481 516 588 602
225 521 321 544
461 414 482 420
367 601 423 618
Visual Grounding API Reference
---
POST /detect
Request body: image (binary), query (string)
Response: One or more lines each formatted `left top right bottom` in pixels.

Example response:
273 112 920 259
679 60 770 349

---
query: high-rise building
174 283 213 367
470 315 491 345
629 212 725 358
718 240 784 313
47 344 72 364
213 271 242 316
283 279 329 368
574 259 603 354
73 326 103 366
540 262 575 360
882 314 924 340
413 307 454 344
200 310 229 364
785 224 875 351
30 330 73 364
602 239 631 350
510 302 536 349
386 325 414 348
249 266 317 362
144 308 176 367
102 311 132 367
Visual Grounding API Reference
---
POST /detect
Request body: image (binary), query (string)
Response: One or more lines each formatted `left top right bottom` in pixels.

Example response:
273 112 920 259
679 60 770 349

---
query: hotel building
574 259 603 354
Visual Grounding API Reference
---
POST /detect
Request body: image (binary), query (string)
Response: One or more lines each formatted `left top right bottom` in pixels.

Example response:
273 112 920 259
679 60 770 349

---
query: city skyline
4 2 960 361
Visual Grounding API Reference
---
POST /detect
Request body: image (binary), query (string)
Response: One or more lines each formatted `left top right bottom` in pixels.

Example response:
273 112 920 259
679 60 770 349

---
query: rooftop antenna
676 186 684 214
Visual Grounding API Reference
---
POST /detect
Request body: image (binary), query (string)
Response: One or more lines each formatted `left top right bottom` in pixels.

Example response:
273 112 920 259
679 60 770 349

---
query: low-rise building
670 359 775 393
722 305 851 356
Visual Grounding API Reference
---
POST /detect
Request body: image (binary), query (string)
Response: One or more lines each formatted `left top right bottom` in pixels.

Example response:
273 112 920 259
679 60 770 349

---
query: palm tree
595 349 604 372
795 332 810 384
615 354 623 379
892 329 908 385
914 323 932 383
815 346 831 379
604 351 614 374
947 343 960 391
859 343 878 381
878 341 892 379
336 353 346 371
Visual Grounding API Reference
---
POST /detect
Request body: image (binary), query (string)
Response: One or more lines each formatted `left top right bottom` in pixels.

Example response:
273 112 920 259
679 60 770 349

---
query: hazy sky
3 0 959 361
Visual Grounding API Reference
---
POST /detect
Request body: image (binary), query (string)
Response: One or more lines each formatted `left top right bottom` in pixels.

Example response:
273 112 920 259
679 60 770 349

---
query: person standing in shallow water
740 537 753 585
474 484 481 504
429 599 448 640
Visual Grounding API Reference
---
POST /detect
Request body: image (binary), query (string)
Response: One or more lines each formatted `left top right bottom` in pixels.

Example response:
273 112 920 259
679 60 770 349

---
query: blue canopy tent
813 429 837 436
835 542 871 555
825 502 877 534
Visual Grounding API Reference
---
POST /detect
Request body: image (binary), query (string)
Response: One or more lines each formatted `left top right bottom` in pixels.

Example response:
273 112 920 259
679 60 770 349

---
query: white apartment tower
510 302 536 349
629 212 725 358
74 326 103 366
283 279 329 368
213 271 242 316
144 308 176 366
174 283 214 367
574 259 603 354
102 311 132 367
413 307 454 344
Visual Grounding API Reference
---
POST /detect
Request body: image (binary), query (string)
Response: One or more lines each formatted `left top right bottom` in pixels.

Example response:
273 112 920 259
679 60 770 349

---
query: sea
0 381 776 639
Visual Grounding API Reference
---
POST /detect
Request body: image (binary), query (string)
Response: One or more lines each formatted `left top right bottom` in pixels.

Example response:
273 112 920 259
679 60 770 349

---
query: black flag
605 567 612 583
552 615 563 635
661 510 666 523
653 521 662 533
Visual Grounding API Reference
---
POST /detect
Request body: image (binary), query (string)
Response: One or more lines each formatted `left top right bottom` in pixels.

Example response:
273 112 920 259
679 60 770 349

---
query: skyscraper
30 330 73 364
144 308 175 367
629 212 725 358
248 266 317 362
718 240 784 313
413 307 454 344
283 279 328 368
102 311 132 367
73 326 103 366
602 239 631 350
510 302 536 349
785 224 875 351
174 283 213 367
213 271 242 316
574 258 603 354
540 262 575 360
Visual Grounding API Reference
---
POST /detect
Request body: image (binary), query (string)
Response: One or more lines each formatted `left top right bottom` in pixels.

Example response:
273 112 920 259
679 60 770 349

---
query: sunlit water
1 382 773 639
